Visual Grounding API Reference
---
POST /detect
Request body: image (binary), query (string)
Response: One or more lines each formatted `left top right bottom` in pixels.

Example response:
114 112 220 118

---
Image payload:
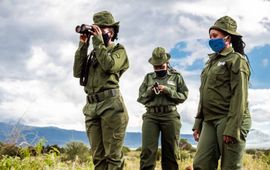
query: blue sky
170 41 270 89
248 45 270 89
0 0 270 134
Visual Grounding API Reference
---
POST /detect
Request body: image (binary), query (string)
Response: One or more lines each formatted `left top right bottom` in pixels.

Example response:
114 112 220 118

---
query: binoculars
75 24 93 35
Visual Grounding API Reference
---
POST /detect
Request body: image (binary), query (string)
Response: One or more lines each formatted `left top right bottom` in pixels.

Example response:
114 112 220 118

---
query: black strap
80 50 95 86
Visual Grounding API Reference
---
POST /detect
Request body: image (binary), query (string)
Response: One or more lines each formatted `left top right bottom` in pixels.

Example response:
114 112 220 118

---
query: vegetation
0 138 270 170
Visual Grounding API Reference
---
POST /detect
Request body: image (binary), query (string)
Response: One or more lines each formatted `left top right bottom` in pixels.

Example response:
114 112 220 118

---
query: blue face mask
209 38 226 53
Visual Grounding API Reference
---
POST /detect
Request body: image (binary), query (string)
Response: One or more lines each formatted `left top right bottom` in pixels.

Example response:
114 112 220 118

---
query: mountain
246 129 270 149
0 122 194 148
0 122 269 149
0 122 89 146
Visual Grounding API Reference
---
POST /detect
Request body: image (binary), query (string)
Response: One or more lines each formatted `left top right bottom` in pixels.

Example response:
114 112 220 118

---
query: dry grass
0 150 269 170
124 151 193 170
124 151 270 170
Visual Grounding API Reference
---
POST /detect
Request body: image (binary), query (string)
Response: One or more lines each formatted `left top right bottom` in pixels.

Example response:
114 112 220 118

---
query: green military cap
93 11 119 29
209 16 242 37
149 47 171 66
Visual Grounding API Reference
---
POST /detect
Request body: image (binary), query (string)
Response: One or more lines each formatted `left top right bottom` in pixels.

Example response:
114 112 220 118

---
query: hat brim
148 53 171 66
96 21 120 27
209 26 242 37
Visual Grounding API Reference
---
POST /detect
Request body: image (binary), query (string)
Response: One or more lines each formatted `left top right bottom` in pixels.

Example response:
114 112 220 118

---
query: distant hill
0 122 195 148
246 129 270 149
1 122 269 149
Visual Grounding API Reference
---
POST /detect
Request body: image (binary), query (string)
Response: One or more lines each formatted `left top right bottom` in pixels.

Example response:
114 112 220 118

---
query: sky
0 0 270 135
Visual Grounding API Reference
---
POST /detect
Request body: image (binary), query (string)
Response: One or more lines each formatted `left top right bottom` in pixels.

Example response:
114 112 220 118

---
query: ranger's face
153 63 167 71
209 29 227 39
100 27 114 38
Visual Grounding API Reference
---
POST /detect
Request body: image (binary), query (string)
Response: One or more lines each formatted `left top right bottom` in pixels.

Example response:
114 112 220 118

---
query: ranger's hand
223 135 237 144
193 129 200 142
158 85 166 92
89 24 102 36
80 34 88 43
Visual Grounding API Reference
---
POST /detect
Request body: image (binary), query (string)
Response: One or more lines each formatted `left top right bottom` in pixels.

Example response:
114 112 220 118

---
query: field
0 141 270 170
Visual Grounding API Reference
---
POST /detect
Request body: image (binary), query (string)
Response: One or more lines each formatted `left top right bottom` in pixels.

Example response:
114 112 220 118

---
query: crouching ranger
137 47 188 170
73 11 129 170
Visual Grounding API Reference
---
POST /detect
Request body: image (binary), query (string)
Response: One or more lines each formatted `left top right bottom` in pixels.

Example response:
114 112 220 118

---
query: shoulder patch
167 80 176 86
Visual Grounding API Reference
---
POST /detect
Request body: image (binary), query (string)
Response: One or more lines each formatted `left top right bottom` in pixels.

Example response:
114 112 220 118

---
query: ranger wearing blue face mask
192 16 251 170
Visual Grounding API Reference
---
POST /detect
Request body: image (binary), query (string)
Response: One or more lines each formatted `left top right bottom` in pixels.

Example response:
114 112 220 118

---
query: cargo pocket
112 112 128 140
83 102 96 117
102 96 125 114
102 96 128 137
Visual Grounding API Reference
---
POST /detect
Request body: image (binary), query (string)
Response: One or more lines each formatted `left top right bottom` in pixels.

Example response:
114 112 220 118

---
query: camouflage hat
148 47 171 66
209 16 242 36
93 11 119 29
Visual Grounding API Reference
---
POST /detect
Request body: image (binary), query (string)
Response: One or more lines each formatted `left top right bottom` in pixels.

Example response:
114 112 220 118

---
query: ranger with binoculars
73 11 129 170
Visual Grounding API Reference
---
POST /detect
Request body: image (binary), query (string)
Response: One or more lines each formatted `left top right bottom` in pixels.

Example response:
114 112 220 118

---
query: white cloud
249 89 270 123
0 0 270 135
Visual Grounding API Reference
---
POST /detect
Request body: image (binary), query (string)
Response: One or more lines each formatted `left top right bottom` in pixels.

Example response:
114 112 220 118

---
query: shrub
179 150 191 161
0 143 20 158
179 138 192 151
122 146 131 155
135 147 142 151
62 141 91 162
43 144 63 155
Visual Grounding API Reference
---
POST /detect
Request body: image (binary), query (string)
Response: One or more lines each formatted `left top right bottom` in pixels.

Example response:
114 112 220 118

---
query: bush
0 143 20 158
179 138 192 151
62 141 91 162
246 149 257 155
43 144 63 155
179 150 191 161
122 146 131 155
135 147 142 151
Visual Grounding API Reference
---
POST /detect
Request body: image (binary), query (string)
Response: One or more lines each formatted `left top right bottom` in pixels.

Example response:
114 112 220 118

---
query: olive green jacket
137 70 188 107
193 47 251 141
73 34 129 94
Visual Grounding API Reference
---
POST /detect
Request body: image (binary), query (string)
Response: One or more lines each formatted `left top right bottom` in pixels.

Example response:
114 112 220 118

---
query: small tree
122 146 131 155
62 141 91 162
179 138 192 150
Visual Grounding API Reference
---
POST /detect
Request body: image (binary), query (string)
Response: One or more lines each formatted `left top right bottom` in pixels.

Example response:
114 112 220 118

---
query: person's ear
225 35 231 45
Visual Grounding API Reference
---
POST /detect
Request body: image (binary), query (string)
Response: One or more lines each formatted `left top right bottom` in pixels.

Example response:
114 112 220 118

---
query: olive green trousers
193 117 246 170
140 110 181 170
84 95 128 170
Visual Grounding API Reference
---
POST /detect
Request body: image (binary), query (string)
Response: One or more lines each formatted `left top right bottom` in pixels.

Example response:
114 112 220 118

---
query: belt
87 89 119 103
147 106 176 113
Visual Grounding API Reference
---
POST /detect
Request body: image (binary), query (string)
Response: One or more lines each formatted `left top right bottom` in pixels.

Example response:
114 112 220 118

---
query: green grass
1 140 269 170
1 151 269 170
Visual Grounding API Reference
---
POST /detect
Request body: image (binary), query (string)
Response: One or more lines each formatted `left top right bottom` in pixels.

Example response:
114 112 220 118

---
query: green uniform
138 69 188 170
73 11 129 170
192 47 251 170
